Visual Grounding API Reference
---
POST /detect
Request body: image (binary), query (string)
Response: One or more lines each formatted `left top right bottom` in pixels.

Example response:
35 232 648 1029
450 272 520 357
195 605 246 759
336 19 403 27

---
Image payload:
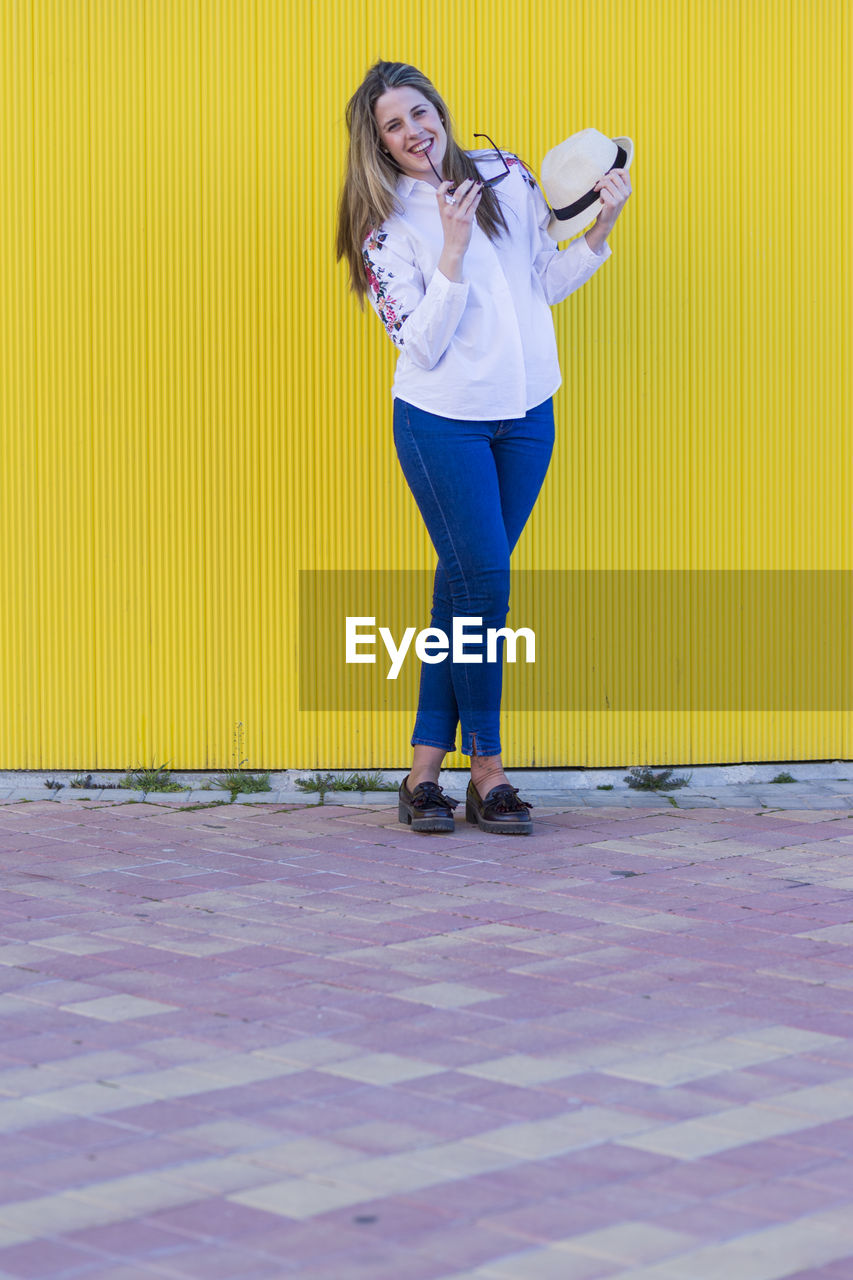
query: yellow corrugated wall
1 0 850 770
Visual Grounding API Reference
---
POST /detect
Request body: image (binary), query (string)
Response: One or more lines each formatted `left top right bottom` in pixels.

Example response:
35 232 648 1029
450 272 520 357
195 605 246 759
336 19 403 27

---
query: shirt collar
396 167 475 197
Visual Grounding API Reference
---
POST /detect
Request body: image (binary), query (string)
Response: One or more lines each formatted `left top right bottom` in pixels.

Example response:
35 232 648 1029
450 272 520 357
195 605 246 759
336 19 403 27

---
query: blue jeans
392 395 555 757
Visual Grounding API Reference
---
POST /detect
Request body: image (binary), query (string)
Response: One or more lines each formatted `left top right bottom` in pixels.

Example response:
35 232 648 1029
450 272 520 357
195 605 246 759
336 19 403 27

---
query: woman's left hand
592 167 632 235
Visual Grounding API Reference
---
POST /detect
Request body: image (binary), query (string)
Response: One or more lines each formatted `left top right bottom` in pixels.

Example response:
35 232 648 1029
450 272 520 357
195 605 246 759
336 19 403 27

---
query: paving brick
318 1053 447 1085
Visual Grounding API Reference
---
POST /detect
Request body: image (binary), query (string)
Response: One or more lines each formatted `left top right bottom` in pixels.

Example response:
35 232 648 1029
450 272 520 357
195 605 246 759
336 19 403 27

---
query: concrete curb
3 788 853 810
1 763 852 808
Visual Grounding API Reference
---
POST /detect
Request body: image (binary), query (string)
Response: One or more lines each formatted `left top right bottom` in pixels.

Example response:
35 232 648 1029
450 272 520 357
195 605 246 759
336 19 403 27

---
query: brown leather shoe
398 776 459 833
465 779 533 835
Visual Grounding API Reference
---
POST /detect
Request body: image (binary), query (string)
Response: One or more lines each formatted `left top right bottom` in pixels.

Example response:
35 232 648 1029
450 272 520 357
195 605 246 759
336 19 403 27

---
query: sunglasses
472 133 511 185
422 130 511 193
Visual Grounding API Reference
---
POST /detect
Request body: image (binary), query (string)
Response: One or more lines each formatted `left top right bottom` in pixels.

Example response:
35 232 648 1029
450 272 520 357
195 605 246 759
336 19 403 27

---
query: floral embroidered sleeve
362 224 470 371
504 152 538 189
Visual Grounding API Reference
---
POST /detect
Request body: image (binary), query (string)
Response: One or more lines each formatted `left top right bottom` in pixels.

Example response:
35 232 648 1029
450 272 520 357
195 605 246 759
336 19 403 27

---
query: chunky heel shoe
466 779 533 835
398 776 459 833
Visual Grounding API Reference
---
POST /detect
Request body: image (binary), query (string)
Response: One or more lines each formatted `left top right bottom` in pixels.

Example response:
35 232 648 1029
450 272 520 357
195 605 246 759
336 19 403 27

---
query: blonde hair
335 60 511 307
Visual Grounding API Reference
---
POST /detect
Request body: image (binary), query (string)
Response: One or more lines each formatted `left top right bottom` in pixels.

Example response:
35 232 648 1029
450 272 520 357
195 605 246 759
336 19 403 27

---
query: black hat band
551 145 628 221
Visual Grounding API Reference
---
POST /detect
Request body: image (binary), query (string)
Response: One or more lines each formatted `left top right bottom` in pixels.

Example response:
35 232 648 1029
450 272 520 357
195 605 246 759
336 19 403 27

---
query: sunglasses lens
473 133 509 184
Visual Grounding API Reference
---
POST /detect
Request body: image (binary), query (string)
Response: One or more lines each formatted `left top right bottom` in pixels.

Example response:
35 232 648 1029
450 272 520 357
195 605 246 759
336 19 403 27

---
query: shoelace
410 781 459 811
485 785 533 814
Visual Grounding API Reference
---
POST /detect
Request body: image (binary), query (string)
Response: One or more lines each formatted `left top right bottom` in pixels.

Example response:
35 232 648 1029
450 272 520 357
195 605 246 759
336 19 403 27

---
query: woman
336 60 631 835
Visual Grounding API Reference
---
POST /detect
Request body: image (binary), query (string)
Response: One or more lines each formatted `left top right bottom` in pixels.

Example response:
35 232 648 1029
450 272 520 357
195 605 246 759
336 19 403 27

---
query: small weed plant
119 762 188 794
207 723 271 801
624 766 690 792
295 770 397 801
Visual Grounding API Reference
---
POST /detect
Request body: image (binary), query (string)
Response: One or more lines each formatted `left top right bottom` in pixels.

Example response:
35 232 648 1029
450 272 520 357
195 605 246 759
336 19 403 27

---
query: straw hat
540 128 634 241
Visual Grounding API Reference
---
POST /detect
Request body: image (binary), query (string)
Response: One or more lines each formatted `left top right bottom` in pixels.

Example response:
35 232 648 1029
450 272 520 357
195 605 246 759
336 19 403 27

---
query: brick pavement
1 793 852 1279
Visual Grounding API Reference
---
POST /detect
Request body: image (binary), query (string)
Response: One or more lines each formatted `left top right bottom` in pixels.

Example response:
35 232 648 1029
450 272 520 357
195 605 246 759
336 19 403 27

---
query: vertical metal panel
30 1 94 766
90 0 149 768
144 0 204 766
1 0 38 765
0 0 850 769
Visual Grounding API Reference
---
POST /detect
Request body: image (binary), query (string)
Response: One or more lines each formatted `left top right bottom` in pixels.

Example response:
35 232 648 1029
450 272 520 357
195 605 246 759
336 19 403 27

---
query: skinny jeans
392 395 555 757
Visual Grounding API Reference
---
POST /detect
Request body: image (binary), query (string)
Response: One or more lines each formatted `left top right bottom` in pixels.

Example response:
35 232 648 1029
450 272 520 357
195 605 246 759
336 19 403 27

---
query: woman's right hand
436 178 482 261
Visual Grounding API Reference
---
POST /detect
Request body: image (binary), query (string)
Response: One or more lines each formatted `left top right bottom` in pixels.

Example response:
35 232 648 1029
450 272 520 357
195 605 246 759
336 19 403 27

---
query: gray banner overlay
299 570 853 712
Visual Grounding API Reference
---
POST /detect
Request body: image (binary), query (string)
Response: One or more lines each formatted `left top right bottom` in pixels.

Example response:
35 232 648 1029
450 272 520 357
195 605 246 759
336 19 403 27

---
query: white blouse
361 149 612 421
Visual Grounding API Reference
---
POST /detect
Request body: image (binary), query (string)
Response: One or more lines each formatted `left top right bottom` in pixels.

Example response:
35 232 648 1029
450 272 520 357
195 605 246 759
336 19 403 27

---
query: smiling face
374 85 448 187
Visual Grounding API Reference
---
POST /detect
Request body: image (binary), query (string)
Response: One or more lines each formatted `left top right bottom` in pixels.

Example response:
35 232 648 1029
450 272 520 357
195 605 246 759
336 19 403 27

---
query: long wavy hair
336 60 511 307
